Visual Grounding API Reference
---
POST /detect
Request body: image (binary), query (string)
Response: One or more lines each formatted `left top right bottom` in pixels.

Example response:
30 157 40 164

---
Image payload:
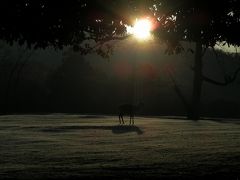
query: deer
118 102 143 125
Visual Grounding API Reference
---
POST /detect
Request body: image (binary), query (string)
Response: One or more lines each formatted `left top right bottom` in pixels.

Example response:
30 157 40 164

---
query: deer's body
118 103 143 125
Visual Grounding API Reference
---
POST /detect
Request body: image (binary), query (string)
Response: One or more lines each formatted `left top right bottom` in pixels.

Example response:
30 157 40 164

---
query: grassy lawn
0 115 240 179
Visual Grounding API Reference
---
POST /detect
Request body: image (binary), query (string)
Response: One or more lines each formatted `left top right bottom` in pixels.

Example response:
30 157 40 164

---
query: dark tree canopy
0 0 134 49
0 0 240 50
151 0 240 52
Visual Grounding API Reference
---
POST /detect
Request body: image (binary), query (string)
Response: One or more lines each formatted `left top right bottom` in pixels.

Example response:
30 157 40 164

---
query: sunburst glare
127 18 153 40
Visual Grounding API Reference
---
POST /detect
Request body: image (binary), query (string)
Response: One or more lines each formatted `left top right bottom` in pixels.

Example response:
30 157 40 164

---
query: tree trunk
188 41 203 120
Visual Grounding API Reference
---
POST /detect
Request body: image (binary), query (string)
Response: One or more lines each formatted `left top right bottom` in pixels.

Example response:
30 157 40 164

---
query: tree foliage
150 0 240 53
1 0 239 51
0 0 134 49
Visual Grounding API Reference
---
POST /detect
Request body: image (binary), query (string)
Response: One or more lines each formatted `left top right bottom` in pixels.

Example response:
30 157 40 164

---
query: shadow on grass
39 125 144 135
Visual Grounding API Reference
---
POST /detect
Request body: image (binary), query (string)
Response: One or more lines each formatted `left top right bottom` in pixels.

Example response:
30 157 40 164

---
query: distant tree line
0 43 240 118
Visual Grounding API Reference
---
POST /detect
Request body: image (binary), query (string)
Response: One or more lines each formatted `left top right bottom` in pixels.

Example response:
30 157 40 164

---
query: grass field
0 115 240 179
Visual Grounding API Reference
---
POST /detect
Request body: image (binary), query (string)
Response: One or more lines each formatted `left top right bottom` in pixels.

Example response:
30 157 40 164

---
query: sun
133 19 151 39
131 18 152 40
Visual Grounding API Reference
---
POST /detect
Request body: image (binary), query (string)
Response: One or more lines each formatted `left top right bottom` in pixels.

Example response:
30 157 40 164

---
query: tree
47 51 95 112
149 0 240 119
1 0 240 119
0 1 131 50
0 41 33 113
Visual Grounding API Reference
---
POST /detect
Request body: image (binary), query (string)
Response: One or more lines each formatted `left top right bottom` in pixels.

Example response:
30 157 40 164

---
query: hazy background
1 40 240 117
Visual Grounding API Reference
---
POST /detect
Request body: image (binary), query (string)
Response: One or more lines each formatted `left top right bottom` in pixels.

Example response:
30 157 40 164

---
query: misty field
0 115 240 179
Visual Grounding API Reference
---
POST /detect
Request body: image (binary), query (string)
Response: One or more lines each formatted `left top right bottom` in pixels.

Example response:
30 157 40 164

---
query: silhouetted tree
0 42 34 113
0 1 130 52
149 0 240 119
1 0 240 119
0 59 52 113
47 50 108 113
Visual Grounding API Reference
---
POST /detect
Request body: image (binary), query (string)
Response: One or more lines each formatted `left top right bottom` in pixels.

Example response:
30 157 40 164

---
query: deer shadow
38 125 144 135
111 125 144 134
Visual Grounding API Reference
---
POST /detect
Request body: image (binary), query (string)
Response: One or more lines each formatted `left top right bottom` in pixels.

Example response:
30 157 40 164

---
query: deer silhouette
118 102 143 125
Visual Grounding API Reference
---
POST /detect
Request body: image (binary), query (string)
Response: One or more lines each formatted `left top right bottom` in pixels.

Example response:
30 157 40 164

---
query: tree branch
167 68 190 112
202 67 240 86
75 34 131 55
201 45 208 57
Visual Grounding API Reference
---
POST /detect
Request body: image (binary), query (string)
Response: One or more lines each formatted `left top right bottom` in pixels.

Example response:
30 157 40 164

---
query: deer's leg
120 114 124 124
122 115 124 124
132 115 134 125
119 114 121 124
119 114 124 124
